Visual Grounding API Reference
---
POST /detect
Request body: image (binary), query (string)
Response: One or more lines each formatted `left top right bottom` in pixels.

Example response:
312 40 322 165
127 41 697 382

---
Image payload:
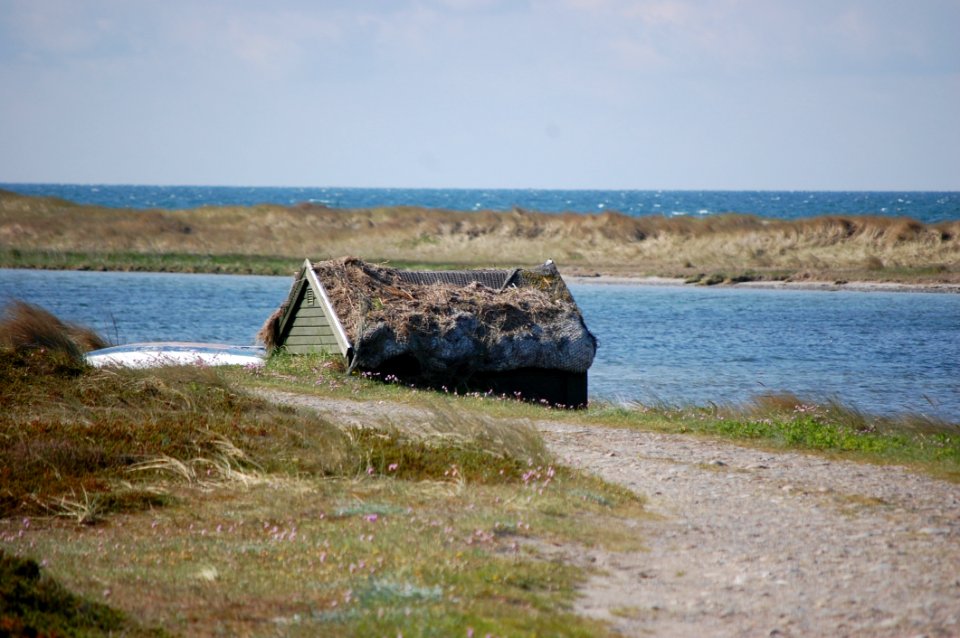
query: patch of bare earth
262 391 960 637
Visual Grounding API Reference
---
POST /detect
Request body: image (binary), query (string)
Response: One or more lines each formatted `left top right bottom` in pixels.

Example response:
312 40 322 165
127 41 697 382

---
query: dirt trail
264 391 960 637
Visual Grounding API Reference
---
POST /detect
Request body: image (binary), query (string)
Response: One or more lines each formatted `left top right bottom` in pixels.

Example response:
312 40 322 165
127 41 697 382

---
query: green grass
245 351 960 483
10 474 635 636
578 397 960 481
0 248 303 275
1 354 643 634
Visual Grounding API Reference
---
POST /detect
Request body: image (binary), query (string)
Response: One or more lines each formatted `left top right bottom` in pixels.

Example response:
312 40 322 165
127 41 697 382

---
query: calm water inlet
572 283 959 420
1 269 957 421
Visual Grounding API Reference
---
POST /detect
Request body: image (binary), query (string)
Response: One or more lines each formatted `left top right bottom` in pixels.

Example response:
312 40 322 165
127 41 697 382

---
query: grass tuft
349 424 547 484
0 343 354 516
1 308 652 636
1 299 108 358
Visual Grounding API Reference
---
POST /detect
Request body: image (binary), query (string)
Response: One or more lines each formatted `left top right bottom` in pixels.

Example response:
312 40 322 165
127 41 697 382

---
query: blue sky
1 0 958 190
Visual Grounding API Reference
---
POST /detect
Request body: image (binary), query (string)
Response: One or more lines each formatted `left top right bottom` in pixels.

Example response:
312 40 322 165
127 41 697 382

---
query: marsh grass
4 304 957 634
7 472 634 636
3 189 958 283
0 302 357 515
1 350 300 515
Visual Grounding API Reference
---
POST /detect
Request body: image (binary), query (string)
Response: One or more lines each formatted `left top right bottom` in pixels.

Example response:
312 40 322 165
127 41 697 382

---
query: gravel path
541 422 960 638
263 391 960 637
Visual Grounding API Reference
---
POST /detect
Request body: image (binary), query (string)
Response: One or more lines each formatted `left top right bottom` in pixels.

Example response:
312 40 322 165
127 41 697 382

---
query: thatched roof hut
259 257 597 407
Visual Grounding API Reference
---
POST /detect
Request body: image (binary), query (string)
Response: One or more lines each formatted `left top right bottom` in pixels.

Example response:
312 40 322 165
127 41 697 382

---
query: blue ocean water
2 269 957 421
2 183 958 223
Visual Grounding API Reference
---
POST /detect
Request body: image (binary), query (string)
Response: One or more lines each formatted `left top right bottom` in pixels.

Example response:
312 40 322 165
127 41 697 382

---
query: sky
0 0 958 191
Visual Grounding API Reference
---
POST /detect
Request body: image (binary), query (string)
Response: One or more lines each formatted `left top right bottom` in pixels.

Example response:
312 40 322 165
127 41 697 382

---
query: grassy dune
2 189 958 283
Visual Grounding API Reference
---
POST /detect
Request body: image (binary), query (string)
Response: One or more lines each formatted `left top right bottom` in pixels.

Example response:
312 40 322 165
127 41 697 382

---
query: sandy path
263 391 960 637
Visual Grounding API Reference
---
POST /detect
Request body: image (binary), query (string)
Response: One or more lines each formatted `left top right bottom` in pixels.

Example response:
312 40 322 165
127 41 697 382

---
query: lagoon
1 269 957 421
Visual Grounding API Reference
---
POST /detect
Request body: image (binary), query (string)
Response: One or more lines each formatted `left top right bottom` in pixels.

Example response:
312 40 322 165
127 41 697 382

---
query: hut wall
468 369 588 409
281 284 343 355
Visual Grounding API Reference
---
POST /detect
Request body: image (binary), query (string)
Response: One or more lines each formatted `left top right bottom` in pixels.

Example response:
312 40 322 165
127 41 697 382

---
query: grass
3 188 959 284
0 302 645 636
578 394 960 481
0 549 167 636
248 352 960 482
0 248 302 275
7 477 635 636
0 299 108 355
0 248 491 278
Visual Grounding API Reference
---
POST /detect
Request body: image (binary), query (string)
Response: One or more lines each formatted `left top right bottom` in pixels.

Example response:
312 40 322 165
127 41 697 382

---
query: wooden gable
275 259 352 357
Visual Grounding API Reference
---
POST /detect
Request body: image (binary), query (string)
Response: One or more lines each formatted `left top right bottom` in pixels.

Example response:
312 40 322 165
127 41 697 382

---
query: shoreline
566 274 960 294
3 262 959 294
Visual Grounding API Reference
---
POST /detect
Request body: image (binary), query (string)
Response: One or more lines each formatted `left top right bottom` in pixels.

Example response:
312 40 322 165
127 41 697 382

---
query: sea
2 183 959 223
1 183 958 421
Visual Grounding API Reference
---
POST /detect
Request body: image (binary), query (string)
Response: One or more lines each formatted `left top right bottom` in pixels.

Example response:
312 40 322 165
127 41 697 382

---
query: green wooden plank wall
281 290 343 355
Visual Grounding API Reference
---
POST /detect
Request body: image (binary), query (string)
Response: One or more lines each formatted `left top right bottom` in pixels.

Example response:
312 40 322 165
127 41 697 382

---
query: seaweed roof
262 257 596 379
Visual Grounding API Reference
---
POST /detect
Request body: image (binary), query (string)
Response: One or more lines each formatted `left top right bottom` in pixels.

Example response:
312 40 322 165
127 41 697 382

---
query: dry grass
0 299 352 516
0 305 646 636
3 189 958 283
4 303 957 634
0 299 108 357
0 304 576 518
